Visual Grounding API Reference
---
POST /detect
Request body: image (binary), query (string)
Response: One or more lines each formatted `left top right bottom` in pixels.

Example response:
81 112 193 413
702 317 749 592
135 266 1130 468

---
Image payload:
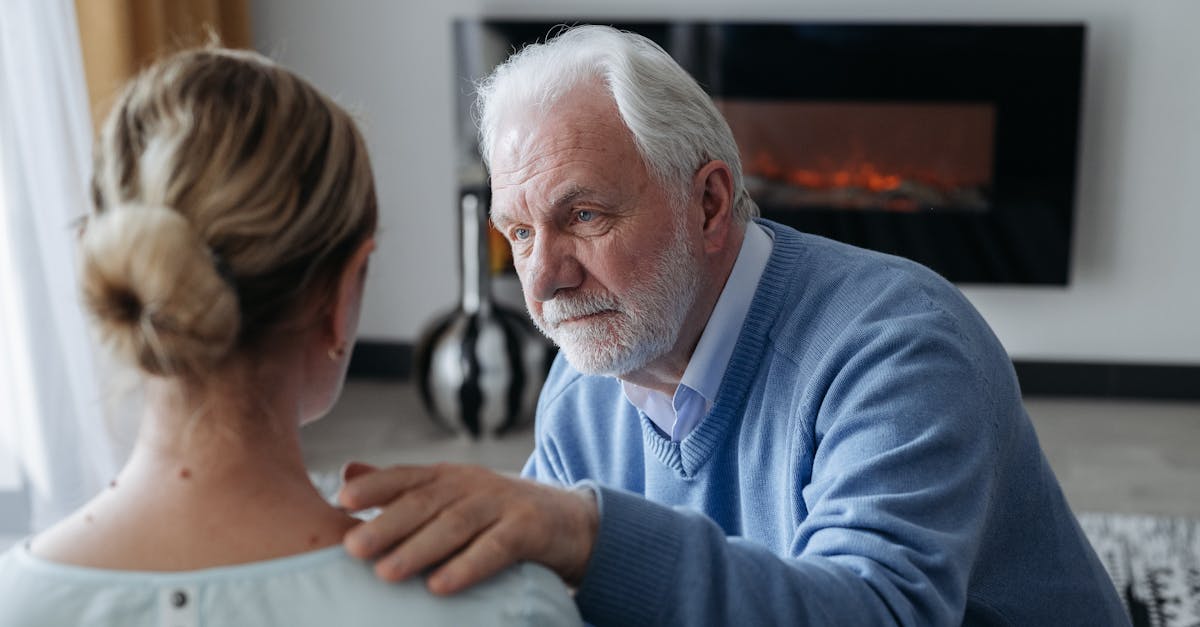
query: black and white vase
414 188 553 438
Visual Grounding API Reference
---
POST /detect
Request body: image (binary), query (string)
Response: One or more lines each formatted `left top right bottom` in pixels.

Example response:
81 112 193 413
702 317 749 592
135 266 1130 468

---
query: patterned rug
1078 512 1200 627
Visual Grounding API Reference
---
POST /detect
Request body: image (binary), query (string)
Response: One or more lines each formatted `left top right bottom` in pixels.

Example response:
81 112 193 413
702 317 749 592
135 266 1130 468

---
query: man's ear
692 160 736 255
328 237 376 354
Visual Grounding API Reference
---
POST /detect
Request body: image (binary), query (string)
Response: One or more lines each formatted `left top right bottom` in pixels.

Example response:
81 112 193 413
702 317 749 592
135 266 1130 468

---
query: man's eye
576 210 595 223
512 227 531 241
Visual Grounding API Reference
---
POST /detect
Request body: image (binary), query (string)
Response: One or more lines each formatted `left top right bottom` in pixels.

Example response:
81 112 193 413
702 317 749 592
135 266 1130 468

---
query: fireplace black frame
456 20 1087 285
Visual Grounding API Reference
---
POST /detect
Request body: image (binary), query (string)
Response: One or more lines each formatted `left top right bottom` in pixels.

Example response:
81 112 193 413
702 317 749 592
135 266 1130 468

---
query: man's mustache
539 292 621 327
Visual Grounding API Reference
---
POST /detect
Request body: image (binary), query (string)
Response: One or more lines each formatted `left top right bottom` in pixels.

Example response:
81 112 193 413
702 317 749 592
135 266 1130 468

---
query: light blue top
524 219 1129 626
621 222 774 442
0 540 581 626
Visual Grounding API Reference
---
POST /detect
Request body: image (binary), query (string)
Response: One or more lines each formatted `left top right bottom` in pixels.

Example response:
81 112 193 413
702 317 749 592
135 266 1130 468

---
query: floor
1026 397 1200 518
304 380 1200 519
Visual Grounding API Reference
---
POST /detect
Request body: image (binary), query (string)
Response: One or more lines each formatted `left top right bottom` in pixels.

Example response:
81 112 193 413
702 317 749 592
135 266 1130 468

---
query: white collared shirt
622 223 774 441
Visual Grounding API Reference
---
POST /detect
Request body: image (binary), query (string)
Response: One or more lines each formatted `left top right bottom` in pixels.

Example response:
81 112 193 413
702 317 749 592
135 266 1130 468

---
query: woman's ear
327 237 376 357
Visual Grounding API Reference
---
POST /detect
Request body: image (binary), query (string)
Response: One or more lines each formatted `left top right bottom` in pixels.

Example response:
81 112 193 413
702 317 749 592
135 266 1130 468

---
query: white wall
252 0 1200 364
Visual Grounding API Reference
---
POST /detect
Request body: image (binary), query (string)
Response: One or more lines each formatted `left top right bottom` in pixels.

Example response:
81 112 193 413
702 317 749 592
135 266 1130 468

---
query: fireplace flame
751 152 908 193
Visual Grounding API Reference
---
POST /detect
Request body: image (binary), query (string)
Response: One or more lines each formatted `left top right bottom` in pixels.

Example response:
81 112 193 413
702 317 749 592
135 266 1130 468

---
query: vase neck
460 191 490 315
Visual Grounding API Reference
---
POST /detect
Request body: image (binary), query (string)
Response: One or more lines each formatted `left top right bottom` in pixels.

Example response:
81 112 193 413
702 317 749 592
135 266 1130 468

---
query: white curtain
0 0 119 532
0 148 18 494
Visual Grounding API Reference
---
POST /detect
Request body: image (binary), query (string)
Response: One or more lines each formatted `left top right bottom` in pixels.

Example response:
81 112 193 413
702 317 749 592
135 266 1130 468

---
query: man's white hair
475 24 759 223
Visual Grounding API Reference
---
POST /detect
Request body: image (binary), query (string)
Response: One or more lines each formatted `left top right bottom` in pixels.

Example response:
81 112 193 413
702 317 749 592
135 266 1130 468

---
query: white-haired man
339 25 1129 626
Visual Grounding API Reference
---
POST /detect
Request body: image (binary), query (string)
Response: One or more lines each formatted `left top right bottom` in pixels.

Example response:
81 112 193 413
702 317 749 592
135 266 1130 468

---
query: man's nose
524 233 583 302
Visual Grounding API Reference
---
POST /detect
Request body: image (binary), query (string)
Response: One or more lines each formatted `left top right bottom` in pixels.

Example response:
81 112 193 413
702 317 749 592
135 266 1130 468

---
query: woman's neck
129 373 311 486
30 359 357 571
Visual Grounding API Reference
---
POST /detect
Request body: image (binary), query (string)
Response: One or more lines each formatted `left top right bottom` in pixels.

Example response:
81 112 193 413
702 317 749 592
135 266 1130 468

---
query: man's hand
337 462 598 595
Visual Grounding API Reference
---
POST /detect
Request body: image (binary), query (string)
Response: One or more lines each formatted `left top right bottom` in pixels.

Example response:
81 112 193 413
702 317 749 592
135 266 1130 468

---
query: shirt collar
621 222 774 440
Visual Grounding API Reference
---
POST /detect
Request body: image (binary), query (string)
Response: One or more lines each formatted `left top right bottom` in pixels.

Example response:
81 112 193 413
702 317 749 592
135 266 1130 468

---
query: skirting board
1012 361 1200 401
349 341 1200 401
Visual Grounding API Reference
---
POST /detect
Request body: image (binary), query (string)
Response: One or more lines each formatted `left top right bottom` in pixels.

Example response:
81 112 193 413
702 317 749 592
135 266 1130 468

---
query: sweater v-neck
639 220 806 478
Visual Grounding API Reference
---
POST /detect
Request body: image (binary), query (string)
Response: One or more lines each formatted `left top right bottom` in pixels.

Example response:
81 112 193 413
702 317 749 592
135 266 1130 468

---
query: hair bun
80 205 240 377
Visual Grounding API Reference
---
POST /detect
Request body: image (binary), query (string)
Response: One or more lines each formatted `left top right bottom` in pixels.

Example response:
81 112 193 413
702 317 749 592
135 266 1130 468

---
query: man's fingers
340 461 378 483
344 484 462 559
337 464 438 510
338 464 599 592
426 519 526 596
374 495 501 583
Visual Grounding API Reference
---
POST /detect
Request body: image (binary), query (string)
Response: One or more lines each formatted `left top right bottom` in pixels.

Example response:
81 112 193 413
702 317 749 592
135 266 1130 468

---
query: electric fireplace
454 21 1086 285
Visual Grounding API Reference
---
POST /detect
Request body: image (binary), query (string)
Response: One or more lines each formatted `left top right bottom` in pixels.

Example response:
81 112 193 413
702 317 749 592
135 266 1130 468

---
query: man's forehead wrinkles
492 144 608 193
522 142 608 171
495 119 614 163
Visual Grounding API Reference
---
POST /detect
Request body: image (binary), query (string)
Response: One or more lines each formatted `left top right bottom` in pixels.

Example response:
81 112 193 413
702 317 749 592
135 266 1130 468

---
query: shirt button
172 590 188 608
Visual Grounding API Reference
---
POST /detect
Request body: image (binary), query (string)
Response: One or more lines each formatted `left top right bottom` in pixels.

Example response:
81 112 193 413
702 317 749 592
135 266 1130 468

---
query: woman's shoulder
462 561 583 625
313 557 582 625
226 554 583 625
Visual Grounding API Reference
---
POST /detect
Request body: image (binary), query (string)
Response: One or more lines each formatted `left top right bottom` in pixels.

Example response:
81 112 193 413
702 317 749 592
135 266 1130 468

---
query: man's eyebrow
550 185 594 209
489 210 513 228
489 185 598 227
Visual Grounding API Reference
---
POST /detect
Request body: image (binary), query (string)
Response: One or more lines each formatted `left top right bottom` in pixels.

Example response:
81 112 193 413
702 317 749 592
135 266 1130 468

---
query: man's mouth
544 307 619 326
552 309 617 326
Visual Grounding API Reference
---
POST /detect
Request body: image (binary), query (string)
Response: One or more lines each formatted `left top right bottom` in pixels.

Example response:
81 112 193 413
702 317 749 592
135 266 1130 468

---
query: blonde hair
82 47 377 378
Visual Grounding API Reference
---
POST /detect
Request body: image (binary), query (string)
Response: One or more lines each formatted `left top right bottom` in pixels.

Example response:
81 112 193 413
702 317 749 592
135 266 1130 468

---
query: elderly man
339 25 1128 626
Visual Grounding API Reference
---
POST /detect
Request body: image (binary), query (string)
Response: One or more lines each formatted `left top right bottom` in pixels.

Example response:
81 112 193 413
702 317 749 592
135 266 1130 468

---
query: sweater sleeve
570 301 1004 626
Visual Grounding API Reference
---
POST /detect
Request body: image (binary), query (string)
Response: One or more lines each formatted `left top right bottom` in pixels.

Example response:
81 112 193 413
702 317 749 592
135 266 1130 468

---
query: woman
0 47 579 626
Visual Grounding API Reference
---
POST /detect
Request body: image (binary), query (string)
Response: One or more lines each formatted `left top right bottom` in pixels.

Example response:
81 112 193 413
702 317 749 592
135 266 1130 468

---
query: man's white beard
528 215 701 378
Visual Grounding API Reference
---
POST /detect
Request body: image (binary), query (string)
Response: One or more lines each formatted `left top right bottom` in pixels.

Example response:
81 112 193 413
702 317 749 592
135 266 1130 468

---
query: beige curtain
74 0 251 130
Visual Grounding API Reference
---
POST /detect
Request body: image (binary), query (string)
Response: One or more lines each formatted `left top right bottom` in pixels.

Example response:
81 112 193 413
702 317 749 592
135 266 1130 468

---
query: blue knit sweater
523 220 1128 626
